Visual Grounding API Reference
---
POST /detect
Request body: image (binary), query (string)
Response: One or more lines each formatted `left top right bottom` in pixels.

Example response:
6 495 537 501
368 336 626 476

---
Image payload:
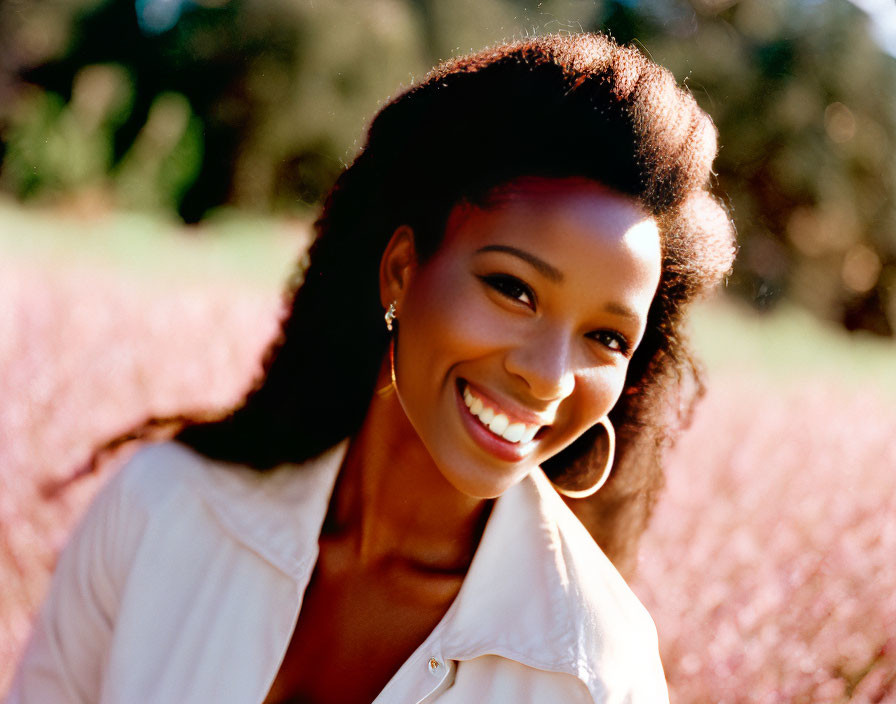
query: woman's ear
379 225 418 309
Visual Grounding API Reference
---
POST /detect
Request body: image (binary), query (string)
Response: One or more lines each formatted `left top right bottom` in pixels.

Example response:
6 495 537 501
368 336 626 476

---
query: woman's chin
432 443 537 500
441 470 528 500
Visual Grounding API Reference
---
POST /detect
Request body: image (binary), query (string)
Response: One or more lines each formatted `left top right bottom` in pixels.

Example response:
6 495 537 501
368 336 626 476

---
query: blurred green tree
601 0 896 334
0 0 432 219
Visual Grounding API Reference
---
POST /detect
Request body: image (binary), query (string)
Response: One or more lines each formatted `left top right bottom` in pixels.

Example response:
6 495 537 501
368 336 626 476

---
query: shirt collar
188 440 646 700
189 441 347 578
436 467 650 700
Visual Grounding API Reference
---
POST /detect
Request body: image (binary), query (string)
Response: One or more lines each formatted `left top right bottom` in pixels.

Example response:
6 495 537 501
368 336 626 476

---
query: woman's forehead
445 176 656 250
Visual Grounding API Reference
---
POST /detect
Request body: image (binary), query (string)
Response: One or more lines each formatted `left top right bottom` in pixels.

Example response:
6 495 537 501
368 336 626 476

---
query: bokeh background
2 0 895 701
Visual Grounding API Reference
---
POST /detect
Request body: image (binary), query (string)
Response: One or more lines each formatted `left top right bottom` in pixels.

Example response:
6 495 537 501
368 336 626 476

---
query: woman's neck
324 369 492 575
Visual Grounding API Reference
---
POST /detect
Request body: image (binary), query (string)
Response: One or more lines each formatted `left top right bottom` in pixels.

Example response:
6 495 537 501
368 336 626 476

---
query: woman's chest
263 554 464 704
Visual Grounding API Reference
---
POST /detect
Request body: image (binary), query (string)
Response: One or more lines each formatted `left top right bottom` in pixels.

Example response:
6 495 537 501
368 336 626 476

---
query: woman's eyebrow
475 245 563 282
603 301 642 323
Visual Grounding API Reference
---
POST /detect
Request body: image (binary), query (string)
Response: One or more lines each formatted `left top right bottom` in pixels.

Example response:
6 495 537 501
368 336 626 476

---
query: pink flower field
2 249 895 702
632 380 896 702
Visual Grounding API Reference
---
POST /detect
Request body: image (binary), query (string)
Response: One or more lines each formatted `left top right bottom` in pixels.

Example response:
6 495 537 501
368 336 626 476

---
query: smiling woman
9 33 736 704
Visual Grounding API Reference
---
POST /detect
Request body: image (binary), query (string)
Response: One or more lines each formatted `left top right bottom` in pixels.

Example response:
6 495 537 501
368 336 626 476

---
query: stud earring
384 301 397 332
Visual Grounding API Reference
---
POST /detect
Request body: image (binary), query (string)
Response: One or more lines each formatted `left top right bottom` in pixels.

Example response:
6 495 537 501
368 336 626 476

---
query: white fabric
8 441 669 704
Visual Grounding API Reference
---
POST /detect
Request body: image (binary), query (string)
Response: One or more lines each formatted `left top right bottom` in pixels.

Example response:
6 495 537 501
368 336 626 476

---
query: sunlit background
2 0 895 701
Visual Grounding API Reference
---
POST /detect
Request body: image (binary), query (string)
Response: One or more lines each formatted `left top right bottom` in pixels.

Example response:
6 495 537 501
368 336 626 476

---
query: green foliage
1 63 132 198
1 0 895 335
113 91 203 211
608 0 896 335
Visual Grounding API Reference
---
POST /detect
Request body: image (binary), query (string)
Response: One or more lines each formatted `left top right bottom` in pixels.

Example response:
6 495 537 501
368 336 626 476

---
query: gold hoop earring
375 339 398 397
550 417 615 499
389 336 397 388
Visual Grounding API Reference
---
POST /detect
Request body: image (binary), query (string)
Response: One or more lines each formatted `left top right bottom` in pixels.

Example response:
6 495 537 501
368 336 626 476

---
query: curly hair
95 33 736 576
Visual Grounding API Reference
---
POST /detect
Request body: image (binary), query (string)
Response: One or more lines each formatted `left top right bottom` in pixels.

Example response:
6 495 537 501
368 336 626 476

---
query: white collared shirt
8 441 669 704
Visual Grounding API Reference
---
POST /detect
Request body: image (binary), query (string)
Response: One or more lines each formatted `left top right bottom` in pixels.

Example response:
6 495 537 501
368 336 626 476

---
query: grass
0 197 307 288
689 296 896 398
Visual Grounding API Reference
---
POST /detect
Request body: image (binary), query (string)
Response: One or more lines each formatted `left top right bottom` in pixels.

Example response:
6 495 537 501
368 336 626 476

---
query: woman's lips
462 383 540 443
454 380 547 462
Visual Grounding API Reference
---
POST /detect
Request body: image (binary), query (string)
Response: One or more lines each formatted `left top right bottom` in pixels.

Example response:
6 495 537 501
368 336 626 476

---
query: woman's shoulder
106 440 344 574
110 440 343 514
109 441 214 506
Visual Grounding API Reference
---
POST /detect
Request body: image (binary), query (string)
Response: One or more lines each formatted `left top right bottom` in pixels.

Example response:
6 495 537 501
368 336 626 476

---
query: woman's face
384 176 662 499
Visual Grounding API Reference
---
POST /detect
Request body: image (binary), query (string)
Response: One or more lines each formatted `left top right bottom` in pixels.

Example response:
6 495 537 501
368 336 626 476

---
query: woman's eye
480 274 536 310
588 330 632 356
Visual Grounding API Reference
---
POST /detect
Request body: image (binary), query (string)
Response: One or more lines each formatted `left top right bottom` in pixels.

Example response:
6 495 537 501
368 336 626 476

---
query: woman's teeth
462 385 540 444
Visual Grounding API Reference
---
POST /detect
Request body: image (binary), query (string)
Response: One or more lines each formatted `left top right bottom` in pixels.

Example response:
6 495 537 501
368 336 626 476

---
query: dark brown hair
95 33 736 576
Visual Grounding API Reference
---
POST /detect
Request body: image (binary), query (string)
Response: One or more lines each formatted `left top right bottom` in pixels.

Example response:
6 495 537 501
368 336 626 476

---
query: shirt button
428 657 441 674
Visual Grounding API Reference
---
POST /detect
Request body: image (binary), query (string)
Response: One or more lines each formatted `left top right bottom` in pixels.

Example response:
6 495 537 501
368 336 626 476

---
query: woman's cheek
455 302 517 350
577 365 629 420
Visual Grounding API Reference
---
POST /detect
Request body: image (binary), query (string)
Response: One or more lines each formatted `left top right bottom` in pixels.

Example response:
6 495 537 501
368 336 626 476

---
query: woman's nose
503 326 576 402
